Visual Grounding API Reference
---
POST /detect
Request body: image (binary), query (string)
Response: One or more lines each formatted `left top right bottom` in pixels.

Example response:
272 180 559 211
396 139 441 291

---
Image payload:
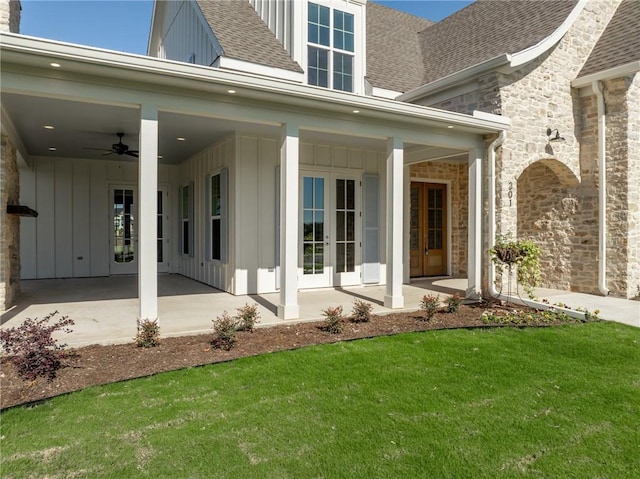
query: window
307 2 354 92
180 183 193 256
207 169 228 262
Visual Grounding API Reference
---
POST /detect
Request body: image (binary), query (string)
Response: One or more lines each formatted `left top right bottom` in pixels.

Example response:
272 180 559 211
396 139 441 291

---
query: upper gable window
307 2 354 93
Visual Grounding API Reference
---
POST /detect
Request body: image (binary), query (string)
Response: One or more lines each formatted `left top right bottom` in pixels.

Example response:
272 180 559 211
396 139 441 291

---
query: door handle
424 248 429 256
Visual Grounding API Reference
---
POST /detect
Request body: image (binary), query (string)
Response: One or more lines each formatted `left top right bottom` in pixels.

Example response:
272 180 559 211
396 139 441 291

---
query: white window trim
303 0 363 94
206 168 228 263
180 182 194 257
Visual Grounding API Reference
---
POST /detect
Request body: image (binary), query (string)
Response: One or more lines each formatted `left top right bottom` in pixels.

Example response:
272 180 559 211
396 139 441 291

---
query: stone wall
1 134 20 310
418 0 625 297
0 0 21 33
409 160 468 277
601 75 640 298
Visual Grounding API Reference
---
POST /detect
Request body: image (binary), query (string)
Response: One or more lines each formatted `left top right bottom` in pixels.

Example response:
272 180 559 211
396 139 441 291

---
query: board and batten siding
172 137 234 292
151 0 220 66
19 158 173 280
249 0 295 56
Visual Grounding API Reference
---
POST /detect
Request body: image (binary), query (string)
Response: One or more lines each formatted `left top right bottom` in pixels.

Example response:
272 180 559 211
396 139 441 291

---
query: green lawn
2 322 639 478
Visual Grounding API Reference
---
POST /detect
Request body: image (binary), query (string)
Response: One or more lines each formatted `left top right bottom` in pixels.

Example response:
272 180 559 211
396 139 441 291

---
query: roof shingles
195 0 302 73
578 0 640 78
418 0 579 85
366 2 433 93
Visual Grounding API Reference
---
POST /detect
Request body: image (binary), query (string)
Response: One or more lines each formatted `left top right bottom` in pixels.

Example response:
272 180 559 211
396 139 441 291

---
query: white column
385 137 404 309
138 104 159 322
467 148 482 299
277 123 300 319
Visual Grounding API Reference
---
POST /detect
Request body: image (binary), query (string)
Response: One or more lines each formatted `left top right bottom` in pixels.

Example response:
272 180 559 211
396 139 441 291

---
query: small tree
134 319 160 348
351 299 373 323
211 312 237 351
420 294 440 321
321 306 344 334
235 303 260 332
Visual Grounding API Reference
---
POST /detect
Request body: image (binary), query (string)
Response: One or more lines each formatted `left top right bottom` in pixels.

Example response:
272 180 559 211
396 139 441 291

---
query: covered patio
0 275 467 347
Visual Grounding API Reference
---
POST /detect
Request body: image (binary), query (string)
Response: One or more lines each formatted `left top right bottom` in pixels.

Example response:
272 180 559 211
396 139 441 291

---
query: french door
109 185 169 275
110 185 137 275
409 182 448 277
299 172 361 289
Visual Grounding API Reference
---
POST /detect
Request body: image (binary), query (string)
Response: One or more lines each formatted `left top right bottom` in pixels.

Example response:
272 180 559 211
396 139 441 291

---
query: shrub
211 312 237 351
351 299 373 323
0 311 75 381
235 303 260 332
445 294 462 313
134 319 160 348
420 294 440 321
321 306 344 334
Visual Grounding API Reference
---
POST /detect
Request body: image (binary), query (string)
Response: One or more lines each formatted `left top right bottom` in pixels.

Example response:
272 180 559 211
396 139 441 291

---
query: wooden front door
410 182 447 277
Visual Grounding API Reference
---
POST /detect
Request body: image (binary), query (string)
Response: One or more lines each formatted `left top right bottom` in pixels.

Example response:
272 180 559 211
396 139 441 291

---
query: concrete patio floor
1 274 637 347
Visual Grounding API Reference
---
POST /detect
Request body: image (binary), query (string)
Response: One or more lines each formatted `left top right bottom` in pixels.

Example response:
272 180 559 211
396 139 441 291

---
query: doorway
110 185 137 275
410 182 448 277
299 172 361 289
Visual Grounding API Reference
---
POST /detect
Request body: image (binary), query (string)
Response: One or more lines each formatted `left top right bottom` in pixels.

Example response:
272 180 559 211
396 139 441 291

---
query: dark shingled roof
195 0 303 73
366 2 433 93
418 0 579 85
578 0 640 78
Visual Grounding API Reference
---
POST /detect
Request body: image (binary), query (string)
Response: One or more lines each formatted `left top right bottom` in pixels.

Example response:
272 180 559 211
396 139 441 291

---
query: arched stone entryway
516 158 589 291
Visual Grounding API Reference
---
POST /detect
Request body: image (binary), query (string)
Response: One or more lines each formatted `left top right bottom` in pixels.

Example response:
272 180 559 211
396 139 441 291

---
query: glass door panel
110 186 137 275
333 176 360 286
300 174 331 288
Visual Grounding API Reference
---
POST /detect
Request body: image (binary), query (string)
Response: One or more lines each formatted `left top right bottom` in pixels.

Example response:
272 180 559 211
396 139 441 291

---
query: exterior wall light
546 128 565 142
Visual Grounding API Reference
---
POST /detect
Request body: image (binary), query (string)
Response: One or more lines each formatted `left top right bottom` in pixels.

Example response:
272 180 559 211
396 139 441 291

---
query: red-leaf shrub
0 311 75 381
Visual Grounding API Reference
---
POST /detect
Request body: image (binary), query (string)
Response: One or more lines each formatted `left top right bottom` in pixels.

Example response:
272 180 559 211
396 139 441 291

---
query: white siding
151 0 220 66
20 158 173 280
250 0 294 55
172 138 234 292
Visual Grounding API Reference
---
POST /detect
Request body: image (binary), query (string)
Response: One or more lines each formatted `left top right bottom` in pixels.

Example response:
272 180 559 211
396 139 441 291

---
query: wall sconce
546 128 566 142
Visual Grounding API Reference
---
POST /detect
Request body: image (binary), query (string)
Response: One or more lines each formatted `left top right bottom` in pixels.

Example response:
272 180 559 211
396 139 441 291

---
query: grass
2 322 639 478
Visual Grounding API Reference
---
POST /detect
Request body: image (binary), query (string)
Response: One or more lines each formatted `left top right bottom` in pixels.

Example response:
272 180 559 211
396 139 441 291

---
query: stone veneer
409 160 468 277
1 134 20 310
420 0 640 297
0 0 20 33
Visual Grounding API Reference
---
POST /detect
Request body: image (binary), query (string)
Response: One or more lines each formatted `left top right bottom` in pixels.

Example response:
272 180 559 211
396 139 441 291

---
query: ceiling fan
84 132 139 158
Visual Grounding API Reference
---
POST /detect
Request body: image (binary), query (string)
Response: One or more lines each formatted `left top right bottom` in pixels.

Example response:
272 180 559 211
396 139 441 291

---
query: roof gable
418 0 579 85
366 2 433 93
578 0 640 78
195 0 302 73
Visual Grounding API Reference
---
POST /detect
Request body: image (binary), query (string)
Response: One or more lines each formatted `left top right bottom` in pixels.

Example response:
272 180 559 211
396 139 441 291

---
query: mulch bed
0 301 578 410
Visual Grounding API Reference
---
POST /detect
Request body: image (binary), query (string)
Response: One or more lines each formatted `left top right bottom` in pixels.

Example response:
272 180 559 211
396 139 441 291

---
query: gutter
593 80 610 296
487 130 505 299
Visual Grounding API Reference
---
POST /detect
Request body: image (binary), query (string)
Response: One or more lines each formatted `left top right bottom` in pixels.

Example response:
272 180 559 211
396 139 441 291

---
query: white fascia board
399 0 587 103
397 54 511 103
0 33 508 135
472 110 511 128
509 0 587 68
371 86 402 100
217 56 304 83
571 61 640 90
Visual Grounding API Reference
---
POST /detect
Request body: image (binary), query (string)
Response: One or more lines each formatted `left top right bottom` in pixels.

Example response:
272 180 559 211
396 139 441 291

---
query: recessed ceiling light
447 125 454 129
44 125 55 130
158 155 163 159
176 137 186 141
48 147 57 151
50 62 61 68
227 89 236 94
352 110 360 114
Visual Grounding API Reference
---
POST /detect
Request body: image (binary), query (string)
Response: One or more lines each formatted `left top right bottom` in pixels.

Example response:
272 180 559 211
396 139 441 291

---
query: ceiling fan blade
84 147 113 152
125 151 139 158
102 151 115 156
